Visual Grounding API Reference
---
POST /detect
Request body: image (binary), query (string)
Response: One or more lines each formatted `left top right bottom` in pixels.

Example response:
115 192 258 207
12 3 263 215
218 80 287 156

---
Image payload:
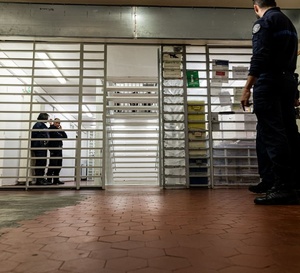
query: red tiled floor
1 188 300 272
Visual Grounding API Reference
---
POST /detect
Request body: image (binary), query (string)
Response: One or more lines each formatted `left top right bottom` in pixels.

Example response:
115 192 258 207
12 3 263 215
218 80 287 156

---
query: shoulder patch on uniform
252 24 261 34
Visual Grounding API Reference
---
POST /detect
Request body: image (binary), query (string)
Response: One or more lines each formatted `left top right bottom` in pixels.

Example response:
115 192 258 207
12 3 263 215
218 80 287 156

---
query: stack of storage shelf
187 101 209 186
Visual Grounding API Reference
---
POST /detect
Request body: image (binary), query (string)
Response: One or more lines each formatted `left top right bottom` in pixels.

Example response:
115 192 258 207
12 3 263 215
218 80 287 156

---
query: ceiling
0 0 299 9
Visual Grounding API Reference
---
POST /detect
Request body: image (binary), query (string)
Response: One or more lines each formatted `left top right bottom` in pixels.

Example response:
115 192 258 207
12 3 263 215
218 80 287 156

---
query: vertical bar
26 42 36 190
102 44 108 189
206 45 214 188
76 43 84 190
160 45 165 188
182 45 190 188
157 47 163 188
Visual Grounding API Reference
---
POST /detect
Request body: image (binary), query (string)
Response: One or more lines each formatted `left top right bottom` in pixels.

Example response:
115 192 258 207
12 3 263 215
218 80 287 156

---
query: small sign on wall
212 60 229 82
186 70 200 87
232 66 248 79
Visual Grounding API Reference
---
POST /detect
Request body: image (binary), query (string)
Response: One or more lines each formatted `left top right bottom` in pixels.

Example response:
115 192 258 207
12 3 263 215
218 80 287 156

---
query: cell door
104 45 160 186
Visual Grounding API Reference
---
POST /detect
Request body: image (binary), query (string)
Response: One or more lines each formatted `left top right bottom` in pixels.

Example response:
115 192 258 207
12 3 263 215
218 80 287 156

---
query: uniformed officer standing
46 118 68 185
241 0 299 204
31 113 52 185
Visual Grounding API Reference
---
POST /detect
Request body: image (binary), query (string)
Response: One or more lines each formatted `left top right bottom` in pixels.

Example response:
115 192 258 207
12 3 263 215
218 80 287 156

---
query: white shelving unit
161 46 189 188
187 101 210 186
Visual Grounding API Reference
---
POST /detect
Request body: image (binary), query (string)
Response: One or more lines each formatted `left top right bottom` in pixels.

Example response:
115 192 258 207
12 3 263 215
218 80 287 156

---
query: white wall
107 45 159 78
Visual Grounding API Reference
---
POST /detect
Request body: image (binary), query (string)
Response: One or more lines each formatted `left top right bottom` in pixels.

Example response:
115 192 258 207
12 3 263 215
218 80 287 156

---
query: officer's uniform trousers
47 148 63 177
253 72 299 187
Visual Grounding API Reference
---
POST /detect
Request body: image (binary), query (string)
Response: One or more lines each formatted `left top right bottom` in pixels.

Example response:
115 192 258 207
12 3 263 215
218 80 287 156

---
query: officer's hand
240 88 252 111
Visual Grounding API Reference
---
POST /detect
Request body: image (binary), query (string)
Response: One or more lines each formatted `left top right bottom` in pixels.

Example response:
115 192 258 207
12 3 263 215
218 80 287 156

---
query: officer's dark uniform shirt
31 122 49 148
48 125 68 148
249 7 298 78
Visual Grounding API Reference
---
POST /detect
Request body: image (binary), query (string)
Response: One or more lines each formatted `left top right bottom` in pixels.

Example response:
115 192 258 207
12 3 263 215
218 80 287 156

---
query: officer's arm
249 23 273 77
241 75 257 111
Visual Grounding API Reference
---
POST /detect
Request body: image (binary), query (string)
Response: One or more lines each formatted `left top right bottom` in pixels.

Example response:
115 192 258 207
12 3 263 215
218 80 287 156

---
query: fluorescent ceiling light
0 52 32 85
37 52 67 84
82 105 93 118
86 112 94 118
